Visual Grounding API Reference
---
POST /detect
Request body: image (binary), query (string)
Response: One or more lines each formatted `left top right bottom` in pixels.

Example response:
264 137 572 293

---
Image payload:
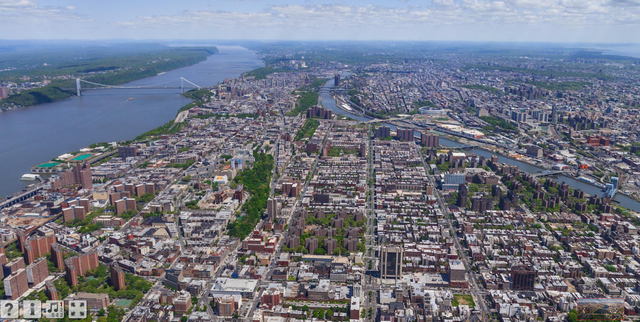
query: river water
0 46 264 197
319 78 640 212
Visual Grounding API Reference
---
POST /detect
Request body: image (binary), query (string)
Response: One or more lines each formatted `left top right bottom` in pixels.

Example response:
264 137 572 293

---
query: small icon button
0 300 19 319
45 300 64 319
23 300 42 318
69 300 87 319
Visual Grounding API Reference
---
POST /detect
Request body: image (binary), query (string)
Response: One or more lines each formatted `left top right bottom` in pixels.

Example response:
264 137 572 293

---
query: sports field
36 162 59 168
70 154 92 162
115 299 132 307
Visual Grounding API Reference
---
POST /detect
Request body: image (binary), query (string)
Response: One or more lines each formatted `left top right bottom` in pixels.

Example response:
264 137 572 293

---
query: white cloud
0 0 84 21
115 1 640 32
609 0 640 6
0 0 37 9
2 0 640 42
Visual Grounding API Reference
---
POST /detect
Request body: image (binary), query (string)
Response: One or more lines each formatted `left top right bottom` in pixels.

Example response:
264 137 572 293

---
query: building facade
380 246 403 279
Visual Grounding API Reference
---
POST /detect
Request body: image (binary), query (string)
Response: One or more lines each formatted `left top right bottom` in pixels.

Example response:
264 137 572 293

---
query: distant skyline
2 0 640 43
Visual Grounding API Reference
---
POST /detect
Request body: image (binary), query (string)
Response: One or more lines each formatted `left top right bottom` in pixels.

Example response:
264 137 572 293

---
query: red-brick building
26 257 49 286
64 251 99 286
4 268 29 300
45 280 58 300
110 263 126 291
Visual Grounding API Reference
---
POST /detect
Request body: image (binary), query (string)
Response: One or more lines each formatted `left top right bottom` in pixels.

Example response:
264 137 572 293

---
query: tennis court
115 299 132 307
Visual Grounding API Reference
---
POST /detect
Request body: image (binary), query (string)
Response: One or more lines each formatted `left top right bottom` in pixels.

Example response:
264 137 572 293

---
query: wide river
320 77 640 212
4 51 639 213
0 46 264 197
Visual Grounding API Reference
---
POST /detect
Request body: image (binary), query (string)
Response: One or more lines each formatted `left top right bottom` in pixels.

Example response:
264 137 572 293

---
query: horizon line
0 39 639 46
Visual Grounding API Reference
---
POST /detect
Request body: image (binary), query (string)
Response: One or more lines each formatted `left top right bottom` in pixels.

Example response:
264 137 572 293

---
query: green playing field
70 154 92 162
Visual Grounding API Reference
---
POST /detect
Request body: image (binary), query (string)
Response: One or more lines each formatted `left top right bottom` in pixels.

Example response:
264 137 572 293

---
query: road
417 147 491 322
230 119 330 321
128 118 338 320
119 157 203 321
361 125 379 322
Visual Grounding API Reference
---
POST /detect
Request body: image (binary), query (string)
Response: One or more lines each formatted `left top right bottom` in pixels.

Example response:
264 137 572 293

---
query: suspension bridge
74 77 202 96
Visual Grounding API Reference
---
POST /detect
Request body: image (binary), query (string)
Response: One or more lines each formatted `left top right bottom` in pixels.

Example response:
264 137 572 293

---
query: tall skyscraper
4 268 29 300
267 198 280 221
305 237 318 254
72 163 93 190
0 87 8 99
66 262 79 286
64 251 99 286
374 126 391 139
216 295 236 316
110 263 125 291
26 257 49 286
51 244 65 270
261 288 282 309
174 291 192 313
457 184 468 208
63 205 87 223
24 243 36 265
352 284 362 299
118 146 138 158
448 259 468 288
3 257 25 277
334 74 341 87
396 128 414 142
22 235 57 264
380 246 403 279
511 110 527 123
421 133 439 147
115 197 137 215
78 198 91 212
511 265 536 290
17 231 27 252
45 280 58 300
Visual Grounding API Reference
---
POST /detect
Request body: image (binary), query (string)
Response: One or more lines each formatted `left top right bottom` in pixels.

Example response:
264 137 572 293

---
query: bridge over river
72 77 202 96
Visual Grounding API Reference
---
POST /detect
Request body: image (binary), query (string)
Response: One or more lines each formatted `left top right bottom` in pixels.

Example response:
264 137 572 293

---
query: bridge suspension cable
179 77 201 89
79 78 181 89
75 77 201 96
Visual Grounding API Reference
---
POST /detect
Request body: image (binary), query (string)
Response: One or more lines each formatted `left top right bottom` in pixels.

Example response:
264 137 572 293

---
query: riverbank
0 46 264 197
333 94 366 116
7 94 200 201
317 76 640 212
0 47 218 111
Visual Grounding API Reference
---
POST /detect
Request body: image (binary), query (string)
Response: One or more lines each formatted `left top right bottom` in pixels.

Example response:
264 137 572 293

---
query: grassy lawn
294 118 319 141
327 146 359 157
452 294 476 308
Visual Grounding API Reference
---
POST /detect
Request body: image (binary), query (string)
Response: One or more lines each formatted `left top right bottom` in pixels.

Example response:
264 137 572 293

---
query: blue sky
2 0 640 43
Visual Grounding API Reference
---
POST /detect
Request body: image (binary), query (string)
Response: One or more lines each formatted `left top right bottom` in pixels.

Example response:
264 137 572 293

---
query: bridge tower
76 78 82 97
180 77 184 94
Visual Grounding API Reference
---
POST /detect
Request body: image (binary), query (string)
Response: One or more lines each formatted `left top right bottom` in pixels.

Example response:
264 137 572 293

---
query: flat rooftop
211 278 258 293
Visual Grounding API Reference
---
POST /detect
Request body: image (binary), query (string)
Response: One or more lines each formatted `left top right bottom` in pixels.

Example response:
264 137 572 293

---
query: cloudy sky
1 0 640 43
